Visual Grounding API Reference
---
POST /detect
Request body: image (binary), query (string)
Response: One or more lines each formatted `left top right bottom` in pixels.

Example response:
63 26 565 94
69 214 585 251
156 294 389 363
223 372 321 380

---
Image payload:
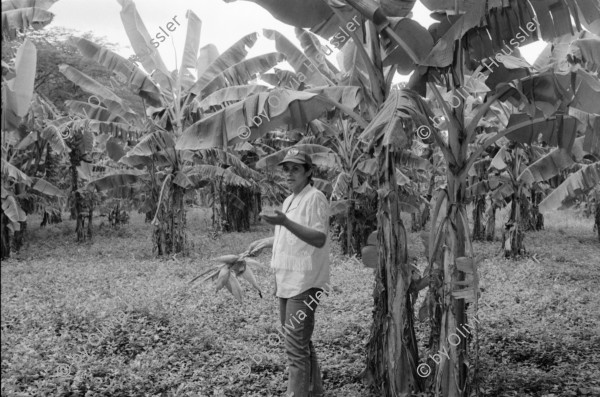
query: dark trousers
278 288 324 397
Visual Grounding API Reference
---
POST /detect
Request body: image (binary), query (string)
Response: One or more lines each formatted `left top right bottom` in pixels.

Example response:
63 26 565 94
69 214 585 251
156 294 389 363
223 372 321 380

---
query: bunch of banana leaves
189 251 263 302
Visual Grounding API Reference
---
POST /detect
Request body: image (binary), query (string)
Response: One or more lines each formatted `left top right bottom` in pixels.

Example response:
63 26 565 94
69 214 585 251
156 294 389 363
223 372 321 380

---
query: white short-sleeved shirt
271 184 330 298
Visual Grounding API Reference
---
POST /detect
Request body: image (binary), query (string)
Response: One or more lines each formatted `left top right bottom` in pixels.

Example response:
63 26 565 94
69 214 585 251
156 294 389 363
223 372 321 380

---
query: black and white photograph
1 0 600 396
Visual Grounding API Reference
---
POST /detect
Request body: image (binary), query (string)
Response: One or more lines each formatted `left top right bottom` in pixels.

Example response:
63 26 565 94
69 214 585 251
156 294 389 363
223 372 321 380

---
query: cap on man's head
278 148 313 167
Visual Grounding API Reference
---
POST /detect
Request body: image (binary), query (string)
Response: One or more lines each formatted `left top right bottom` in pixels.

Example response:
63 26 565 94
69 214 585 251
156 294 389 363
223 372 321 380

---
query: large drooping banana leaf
382 18 434 71
263 29 330 87
119 153 171 168
177 88 360 150
65 101 128 124
539 161 600 212
87 120 142 142
305 86 362 110
71 37 162 107
179 164 251 188
505 114 578 151
239 0 599 73
1 191 26 227
488 68 600 120
85 172 147 192
535 32 600 73
331 172 351 200
192 33 259 94
223 0 361 39
196 44 219 77
359 89 435 151
518 148 575 185
180 10 202 74
255 144 337 169
423 0 598 62
1 4 55 40
1 158 31 185
380 0 417 17
396 151 434 172
193 85 269 111
294 28 339 81
2 0 58 10
334 40 380 116
193 148 263 181
31 178 65 197
126 130 176 159
116 0 169 77
59 64 136 117
260 69 304 90
517 115 600 184
3 39 36 130
198 53 286 98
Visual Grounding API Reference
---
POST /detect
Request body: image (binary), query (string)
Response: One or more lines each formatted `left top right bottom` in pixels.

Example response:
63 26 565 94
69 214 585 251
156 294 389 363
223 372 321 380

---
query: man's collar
292 183 312 199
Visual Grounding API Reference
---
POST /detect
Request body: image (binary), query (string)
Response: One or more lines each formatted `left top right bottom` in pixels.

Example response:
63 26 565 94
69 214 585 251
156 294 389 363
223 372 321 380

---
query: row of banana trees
235 0 600 396
2 0 600 395
2 0 70 257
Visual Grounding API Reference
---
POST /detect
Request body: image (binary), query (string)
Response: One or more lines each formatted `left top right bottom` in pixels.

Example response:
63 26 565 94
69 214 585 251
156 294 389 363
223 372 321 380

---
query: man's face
282 162 311 193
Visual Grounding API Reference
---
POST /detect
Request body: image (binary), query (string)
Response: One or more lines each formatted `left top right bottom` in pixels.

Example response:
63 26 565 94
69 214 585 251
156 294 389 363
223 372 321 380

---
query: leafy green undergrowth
1 208 598 396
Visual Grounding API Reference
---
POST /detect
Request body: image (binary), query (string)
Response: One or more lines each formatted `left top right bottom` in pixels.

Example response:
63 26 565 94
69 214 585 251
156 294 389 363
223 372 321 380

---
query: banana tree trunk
503 193 525 258
432 171 469 397
532 190 544 231
252 190 262 224
74 191 93 242
11 190 27 251
411 212 420 232
520 188 543 231
346 184 355 255
70 153 87 242
420 174 436 230
224 185 259 232
1 212 10 259
595 193 600 242
472 195 486 241
365 147 421 395
485 202 496 241
153 183 187 256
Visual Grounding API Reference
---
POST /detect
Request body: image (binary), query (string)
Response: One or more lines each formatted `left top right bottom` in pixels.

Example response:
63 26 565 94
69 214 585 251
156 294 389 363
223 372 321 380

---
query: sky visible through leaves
50 0 546 83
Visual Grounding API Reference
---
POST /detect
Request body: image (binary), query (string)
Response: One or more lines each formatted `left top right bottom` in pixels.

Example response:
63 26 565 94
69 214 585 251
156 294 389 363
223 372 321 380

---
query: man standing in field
247 149 330 397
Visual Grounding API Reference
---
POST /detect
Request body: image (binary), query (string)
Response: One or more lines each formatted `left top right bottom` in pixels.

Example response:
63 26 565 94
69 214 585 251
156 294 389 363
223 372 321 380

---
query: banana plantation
2 0 600 396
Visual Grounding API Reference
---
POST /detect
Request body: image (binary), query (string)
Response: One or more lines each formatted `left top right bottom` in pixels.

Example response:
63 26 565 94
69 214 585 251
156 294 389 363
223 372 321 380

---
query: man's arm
262 210 326 248
282 216 326 248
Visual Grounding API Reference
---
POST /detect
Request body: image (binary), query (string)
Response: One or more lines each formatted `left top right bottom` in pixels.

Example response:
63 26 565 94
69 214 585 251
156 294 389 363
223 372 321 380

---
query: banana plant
2 39 66 257
63 0 297 254
238 1 600 396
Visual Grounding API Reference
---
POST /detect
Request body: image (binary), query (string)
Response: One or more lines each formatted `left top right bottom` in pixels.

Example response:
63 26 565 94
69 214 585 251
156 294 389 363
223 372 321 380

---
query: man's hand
260 210 288 226
247 237 274 255
271 274 278 298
